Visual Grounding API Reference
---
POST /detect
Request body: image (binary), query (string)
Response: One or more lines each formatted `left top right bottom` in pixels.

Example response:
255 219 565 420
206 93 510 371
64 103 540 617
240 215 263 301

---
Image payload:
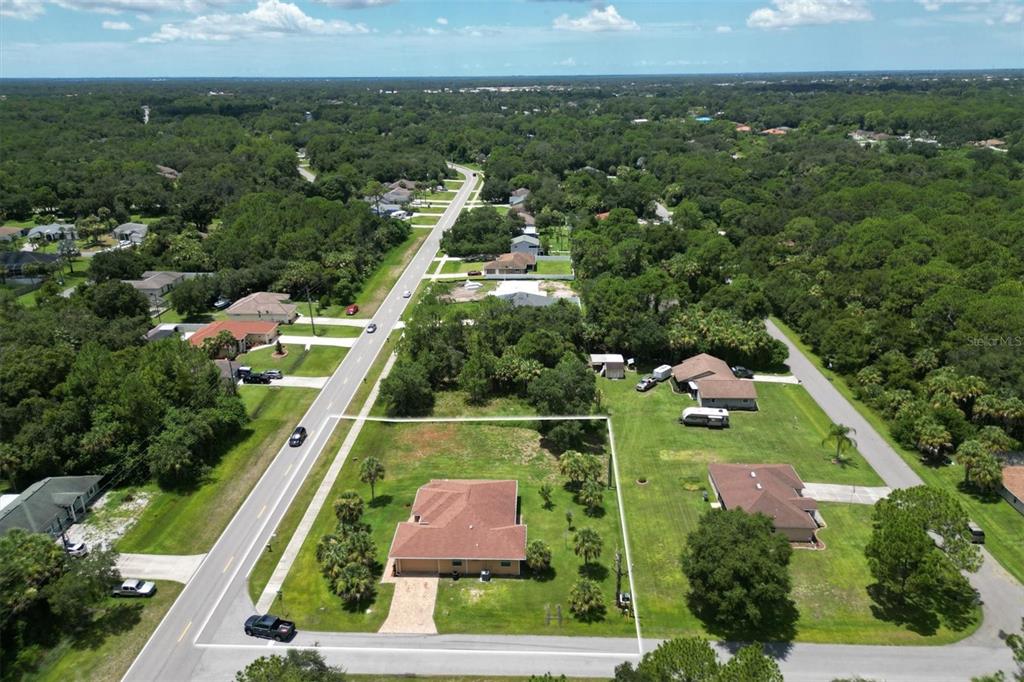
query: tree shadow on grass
571 604 607 623
581 505 606 520
578 562 609 581
528 565 557 583
68 601 144 651
866 575 979 635
692 595 799 646
955 480 1003 505
368 494 392 509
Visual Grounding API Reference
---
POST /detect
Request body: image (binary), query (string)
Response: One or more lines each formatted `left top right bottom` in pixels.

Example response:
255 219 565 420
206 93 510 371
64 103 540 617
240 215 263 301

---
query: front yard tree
568 578 605 621
578 479 604 514
560 451 602 489
334 491 365 529
822 422 856 464
335 562 375 605
359 456 386 502
341 529 377 569
526 539 552 572
681 509 795 636
632 637 720 681
718 643 785 682
235 649 347 682
574 527 603 565
379 359 435 417
539 482 554 509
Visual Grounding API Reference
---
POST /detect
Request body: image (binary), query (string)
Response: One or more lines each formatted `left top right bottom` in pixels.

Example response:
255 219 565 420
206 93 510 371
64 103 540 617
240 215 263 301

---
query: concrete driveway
803 483 891 504
378 561 439 634
752 373 800 384
117 553 205 583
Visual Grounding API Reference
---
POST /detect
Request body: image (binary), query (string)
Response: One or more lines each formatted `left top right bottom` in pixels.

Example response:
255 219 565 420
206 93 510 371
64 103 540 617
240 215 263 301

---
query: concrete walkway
753 373 800 384
117 553 206 583
803 483 891 504
278 334 357 348
295 314 368 328
254 352 398 613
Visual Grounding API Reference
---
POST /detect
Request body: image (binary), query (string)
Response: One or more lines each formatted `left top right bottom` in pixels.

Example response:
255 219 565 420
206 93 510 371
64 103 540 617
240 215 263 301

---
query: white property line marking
195 643 639 658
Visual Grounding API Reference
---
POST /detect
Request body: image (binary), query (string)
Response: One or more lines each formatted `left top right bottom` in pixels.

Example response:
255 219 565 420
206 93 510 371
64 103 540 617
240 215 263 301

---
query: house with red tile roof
708 463 821 543
188 320 279 358
388 480 527 576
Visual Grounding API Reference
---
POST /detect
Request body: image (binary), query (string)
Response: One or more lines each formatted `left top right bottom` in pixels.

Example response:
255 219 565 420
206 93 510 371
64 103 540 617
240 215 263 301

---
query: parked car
346 304 359 316
731 366 755 379
244 614 296 641
243 372 270 385
112 579 157 598
467 270 482 276
236 365 253 379
968 521 985 544
263 369 283 380
366 323 378 334
402 290 412 298
213 297 232 310
635 376 658 392
289 426 308 447
62 540 88 557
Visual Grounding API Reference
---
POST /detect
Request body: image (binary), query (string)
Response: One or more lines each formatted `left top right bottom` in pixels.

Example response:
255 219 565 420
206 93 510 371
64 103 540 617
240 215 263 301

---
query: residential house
483 252 536 276
672 352 758 410
0 226 25 242
226 291 299 324
509 188 530 207
707 463 821 543
113 222 149 244
0 475 104 537
495 292 557 308
671 353 733 385
156 165 181 181
761 127 791 136
124 270 187 306
735 124 752 133
1 251 60 280
589 353 625 379
388 480 527 577
510 234 541 257
594 212 610 221
27 223 73 242
382 187 413 205
188 319 279 357
1001 466 1024 516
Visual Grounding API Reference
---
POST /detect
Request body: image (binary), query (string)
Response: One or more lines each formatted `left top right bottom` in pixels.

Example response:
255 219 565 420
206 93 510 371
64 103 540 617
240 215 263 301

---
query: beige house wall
395 558 521 576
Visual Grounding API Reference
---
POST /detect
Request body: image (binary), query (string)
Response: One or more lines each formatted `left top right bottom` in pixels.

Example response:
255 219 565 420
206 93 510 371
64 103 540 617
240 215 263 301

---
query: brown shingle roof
708 463 818 531
485 252 535 271
226 291 297 319
1003 466 1024 500
188 320 278 347
388 480 527 561
697 378 758 400
672 353 732 383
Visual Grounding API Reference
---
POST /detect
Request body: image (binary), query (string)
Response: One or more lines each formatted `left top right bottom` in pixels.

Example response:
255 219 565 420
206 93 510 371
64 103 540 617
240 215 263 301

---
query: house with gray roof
28 223 74 242
510 234 541 257
0 475 104 537
124 270 187 306
495 292 557 308
113 222 149 244
1 251 60 280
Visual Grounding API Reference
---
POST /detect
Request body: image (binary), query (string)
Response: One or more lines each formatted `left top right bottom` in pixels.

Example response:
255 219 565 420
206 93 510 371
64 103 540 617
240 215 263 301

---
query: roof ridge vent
750 471 757 478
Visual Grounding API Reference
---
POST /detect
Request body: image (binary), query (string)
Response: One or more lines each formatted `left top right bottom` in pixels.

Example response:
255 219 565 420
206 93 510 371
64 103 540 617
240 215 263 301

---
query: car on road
62 540 88 557
467 270 482 277
731 366 755 379
263 369 283 380
112 579 157 598
213 296 232 310
244 614 296 641
243 372 270 385
402 290 412 298
366 323 378 334
289 426 307 447
635 376 658 392
346 304 359 316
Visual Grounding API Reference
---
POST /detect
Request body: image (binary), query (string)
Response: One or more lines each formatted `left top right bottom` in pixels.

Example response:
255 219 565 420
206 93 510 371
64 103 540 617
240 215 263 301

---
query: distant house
594 211 610 221
1 251 60 280
226 291 299 324
188 319 279 357
509 188 530 207
495 292 557 308
0 475 104 537
156 165 181 181
707 463 821 543
123 270 187 306
735 124 752 133
388 480 527 577
388 179 418 191
0 226 25 242
484 252 536 276
519 212 536 227
522 224 538 236
510 234 540 256
672 353 757 410
761 127 791 136
28 223 73 242
589 353 625 380
113 222 149 244
382 187 413 205
1001 466 1024 516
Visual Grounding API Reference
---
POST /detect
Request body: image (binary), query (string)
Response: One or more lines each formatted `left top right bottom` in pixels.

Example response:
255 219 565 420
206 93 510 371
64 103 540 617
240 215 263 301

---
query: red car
346 304 359 315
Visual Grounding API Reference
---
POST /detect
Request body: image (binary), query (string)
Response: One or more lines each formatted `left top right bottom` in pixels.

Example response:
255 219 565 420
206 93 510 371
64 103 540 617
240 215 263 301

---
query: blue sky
1 0 1021 77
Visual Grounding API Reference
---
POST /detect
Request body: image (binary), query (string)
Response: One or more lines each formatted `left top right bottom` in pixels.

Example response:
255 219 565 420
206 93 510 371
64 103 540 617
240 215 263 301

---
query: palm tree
956 440 988 484
568 578 605 620
573 527 603 565
822 423 856 465
359 456 385 502
333 491 365 528
578 479 604 514
336 562 375 604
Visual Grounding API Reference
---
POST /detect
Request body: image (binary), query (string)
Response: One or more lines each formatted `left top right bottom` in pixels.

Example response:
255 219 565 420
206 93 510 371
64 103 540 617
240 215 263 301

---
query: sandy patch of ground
64 490 151 550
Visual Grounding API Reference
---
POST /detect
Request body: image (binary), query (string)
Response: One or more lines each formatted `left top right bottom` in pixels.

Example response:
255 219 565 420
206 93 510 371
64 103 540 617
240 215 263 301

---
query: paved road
123 165 478 682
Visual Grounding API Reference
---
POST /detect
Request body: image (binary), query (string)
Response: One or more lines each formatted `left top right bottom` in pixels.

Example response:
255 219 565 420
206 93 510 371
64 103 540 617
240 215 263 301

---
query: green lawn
235 344 347 377
318 230 430 318
440 260 486 274
411 215 440 226
424 190 457 201
287 323 362 338
152 308 227 325
24 581 184 682
118 387 318 554
542 226 572 254
278 420 632 637
536 260 573 276
424 390 537 419
416 206 447 214
444 179 464 190
602 377 976 643
770 317 1024 585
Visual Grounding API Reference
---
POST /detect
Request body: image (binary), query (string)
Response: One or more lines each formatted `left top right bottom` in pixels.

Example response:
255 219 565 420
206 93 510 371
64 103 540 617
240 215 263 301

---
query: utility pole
305 285 317 337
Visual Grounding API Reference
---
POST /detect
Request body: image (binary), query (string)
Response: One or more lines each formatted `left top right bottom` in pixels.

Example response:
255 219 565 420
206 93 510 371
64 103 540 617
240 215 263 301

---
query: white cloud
553 4 638 32
918 0 988 10
52 0 229 13
102 19 132 28
435 16 447 25
311 0 396 7
1002 2 1023 21
557 57 576 66
747 0 872 28
1 0 45 18
715 24 733 32
139 0 368 42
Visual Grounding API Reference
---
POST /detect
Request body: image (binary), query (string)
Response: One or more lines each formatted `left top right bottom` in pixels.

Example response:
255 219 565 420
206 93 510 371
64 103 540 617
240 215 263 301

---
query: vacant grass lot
287 323 362 338
536 260 573 275
236 344 347 377
278 421 632 637
152 308 227 325
771 318 1024 585
440 260 485 274
415 206 447 214
118 387 318 554
411 215 440 226
424 190 457 201
25 581 183 682
444 179 464 190
603 377 974 643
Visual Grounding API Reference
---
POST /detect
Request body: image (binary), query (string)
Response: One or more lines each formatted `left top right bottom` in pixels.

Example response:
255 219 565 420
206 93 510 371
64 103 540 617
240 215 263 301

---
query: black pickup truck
244 614 296 641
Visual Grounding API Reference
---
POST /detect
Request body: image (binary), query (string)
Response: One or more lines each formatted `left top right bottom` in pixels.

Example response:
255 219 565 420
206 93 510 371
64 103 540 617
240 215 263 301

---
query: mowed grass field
287 323 362 338
278 420 633 637
236 344 347 377
603 377 976 644
118 387 318 554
